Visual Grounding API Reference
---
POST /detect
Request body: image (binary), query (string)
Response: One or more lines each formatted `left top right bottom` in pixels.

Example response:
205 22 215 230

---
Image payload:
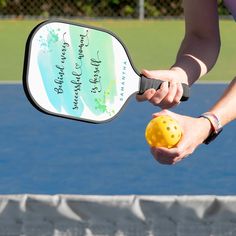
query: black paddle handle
138 75 190 101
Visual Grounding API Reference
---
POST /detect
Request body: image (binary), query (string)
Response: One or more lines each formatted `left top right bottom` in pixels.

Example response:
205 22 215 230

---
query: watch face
204 128 223 145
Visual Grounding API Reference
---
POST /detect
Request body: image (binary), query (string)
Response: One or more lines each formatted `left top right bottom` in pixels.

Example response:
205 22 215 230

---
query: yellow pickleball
145 115 182 148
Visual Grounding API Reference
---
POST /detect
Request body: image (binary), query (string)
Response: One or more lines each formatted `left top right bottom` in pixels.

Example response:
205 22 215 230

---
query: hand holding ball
145 115 182 148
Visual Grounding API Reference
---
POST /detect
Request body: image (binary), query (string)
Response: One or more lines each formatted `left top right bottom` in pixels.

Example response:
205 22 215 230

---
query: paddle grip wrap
138 75 189 101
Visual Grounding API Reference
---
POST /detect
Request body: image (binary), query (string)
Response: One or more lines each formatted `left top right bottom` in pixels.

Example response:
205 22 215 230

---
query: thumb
141 69 170 80
141 69 153 78
152 109 170 118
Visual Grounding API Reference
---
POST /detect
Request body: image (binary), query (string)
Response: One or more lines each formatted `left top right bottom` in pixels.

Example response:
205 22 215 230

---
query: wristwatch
199 112 223 145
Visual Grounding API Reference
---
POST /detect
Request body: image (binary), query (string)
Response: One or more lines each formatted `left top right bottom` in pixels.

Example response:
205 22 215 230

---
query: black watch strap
199 112 223 145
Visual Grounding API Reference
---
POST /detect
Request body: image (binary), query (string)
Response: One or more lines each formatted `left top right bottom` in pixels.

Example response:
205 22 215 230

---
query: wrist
198 117 213 143
171 54 208 85
199 112 223 144
170 66 189 85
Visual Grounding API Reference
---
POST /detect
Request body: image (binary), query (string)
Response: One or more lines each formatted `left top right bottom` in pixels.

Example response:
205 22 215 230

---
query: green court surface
0 19 235 82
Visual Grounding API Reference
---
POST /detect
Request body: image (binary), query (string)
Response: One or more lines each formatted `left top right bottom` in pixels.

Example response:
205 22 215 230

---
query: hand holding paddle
137 69 189 108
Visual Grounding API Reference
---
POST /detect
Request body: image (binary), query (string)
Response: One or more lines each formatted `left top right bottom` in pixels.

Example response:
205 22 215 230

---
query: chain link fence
0 0 229 19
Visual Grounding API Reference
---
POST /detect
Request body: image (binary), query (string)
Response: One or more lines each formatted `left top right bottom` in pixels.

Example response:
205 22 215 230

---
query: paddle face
23 20 139 123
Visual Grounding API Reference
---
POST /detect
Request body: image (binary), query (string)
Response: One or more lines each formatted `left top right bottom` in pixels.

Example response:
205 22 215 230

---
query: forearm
209 78 236 126
171 35 220 85
171 0 221 85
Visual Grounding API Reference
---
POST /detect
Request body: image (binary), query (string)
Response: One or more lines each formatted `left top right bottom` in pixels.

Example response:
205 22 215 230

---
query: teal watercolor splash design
37 27 84 117
38 27 60 52
94 81 116 116
36 23 117 119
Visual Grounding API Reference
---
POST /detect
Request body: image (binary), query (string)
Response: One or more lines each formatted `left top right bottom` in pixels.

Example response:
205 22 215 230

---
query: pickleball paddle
23 20 189 123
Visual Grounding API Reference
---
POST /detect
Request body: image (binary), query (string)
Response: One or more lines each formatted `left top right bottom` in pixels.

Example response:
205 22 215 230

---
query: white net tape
0 195 236 236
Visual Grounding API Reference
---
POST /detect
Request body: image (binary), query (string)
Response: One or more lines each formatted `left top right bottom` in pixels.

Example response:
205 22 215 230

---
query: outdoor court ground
0 82 235 195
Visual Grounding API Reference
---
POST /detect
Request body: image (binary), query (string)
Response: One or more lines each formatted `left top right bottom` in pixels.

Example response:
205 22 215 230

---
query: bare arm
209 78 236 126
172 0 221 85
137 0 221 108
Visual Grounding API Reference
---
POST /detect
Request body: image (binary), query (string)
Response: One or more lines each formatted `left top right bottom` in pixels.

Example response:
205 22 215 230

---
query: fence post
139 0 144 20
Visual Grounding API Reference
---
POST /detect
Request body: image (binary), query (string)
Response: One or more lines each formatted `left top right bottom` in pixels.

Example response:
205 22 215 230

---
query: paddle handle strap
138 75 190 101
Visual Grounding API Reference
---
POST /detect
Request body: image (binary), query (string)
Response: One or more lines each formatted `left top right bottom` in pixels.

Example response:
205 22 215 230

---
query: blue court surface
0 83 235 195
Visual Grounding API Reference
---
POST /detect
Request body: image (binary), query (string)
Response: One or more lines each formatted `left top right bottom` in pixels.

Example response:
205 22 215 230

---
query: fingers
136 89 156 102
150 145 192 165
141 69 171 79
152 109 170 118
136 69 160 102
151 147 178 165
149 81 169 105
136 68 187 108
175 82 184 103
136 80 183 109
150 81 183 108
141 69 155 78
148 112 202 165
